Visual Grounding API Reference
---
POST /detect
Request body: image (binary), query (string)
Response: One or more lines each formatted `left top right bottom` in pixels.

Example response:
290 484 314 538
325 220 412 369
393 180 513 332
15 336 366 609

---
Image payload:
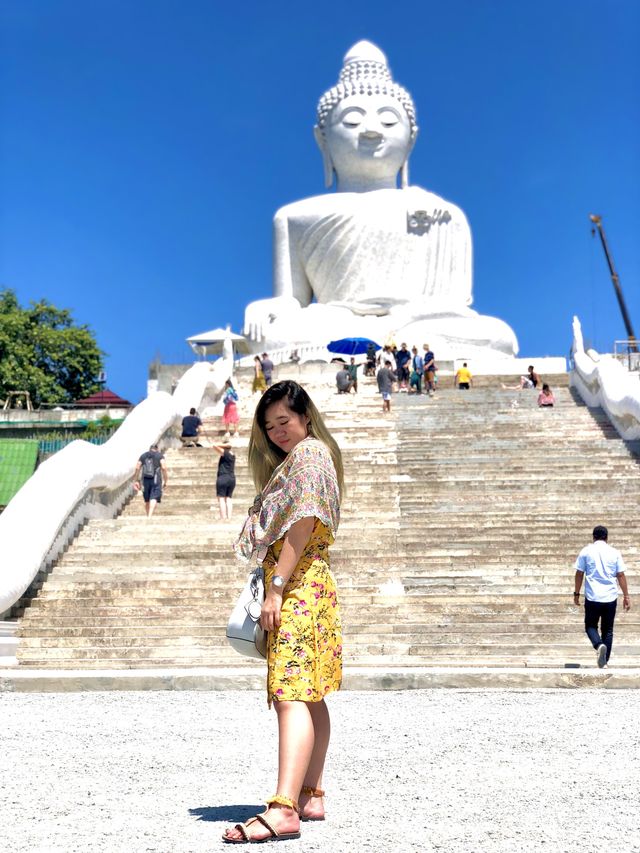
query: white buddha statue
244 41 518 358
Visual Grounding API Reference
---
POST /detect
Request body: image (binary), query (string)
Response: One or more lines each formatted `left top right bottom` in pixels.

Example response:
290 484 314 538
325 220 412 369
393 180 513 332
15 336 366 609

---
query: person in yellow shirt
455 362 473 389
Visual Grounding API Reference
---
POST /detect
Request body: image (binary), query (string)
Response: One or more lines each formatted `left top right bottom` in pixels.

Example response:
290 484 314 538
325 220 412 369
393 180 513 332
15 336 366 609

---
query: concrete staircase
12 377 640 671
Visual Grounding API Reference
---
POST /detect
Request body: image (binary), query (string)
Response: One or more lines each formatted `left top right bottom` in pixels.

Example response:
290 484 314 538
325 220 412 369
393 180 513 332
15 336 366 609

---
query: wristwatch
272 575 286 592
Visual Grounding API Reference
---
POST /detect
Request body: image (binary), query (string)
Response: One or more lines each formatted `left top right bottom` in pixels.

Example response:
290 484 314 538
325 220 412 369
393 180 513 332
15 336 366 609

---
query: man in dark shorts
423 344 436 396
261 353 274 386
395 342 411 391
181 407 203 447
134 444 168 518
347 357 361 393
377 359 396 413
365 342 377 376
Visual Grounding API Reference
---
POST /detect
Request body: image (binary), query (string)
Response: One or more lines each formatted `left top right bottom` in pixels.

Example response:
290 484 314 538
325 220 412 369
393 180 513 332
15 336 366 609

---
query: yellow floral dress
252 367 267 393
263 519 342 706
235 438 343 707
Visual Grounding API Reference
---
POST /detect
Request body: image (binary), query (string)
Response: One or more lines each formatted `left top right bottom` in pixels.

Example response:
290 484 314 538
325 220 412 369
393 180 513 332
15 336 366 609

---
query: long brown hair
248 381 344 496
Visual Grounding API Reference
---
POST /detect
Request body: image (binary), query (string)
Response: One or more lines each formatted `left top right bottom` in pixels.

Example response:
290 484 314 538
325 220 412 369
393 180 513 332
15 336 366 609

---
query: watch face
246 600 262 620
273 576 285 588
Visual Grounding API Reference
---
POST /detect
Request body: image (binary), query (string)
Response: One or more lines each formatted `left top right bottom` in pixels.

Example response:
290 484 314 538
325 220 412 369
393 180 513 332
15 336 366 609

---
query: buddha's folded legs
257 302 518 358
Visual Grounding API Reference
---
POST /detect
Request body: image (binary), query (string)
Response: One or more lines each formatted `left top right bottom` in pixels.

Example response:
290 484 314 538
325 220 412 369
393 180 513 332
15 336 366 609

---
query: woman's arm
260 516 315 632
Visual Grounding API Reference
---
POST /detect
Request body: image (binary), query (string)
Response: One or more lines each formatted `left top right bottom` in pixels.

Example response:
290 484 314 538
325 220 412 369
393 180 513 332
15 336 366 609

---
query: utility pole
589 214 637 352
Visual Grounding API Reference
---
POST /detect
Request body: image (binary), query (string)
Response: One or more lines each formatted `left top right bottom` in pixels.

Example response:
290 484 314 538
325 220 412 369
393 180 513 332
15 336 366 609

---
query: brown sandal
221 813 301 844
222 797 301 845
299 786 325 823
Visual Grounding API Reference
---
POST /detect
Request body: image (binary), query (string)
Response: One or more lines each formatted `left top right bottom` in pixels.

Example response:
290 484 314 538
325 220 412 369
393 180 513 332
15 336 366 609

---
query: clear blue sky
1 0 638 403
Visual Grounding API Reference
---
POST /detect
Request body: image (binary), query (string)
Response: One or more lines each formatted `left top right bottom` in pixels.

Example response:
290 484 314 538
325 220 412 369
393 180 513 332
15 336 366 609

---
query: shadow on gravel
189 805 263 822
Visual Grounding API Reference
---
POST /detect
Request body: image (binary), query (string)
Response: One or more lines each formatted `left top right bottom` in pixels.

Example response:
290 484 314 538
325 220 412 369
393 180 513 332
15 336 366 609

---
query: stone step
30 571 619 594
23 616 633 638
36 569 605 587
16 638 640 660
15 648 640 670
17 625 640 646
19 594 593 615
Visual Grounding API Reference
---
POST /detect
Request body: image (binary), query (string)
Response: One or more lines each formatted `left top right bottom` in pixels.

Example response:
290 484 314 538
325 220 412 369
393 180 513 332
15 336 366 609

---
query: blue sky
1 0 638 403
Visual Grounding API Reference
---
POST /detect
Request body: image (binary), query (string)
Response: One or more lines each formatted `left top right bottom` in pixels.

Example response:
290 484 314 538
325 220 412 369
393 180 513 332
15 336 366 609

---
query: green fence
38 431 116 458
0 440 40 507
0 431 122 508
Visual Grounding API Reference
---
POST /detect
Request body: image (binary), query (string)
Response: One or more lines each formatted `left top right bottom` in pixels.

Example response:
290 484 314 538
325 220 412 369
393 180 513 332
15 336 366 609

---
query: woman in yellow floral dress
252 355 267 394
223 381 344 845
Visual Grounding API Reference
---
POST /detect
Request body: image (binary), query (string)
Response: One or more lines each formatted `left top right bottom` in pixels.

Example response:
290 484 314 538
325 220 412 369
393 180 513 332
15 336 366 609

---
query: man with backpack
134 443 168 518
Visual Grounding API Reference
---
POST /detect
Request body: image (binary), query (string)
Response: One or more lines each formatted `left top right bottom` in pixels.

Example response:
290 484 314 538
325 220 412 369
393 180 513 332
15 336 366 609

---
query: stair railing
570 315 640 441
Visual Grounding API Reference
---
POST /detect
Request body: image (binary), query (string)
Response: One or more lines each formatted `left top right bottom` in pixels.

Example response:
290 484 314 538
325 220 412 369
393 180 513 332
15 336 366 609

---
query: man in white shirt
574 525 631 668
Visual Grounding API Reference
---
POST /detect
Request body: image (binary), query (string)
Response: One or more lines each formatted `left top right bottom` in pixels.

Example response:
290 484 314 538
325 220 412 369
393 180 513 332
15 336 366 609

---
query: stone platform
2 665 640 692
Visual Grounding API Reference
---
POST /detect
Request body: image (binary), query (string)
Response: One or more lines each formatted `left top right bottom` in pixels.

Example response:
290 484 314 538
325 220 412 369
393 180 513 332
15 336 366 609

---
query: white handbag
226 566 267 659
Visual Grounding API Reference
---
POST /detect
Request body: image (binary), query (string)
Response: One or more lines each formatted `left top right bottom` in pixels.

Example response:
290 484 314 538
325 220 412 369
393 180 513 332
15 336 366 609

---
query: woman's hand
259 516 315 633
260 590 283 632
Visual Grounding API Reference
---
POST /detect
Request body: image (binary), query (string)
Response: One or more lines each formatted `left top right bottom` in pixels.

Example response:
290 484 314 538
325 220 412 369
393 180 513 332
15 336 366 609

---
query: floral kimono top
235 438 340 565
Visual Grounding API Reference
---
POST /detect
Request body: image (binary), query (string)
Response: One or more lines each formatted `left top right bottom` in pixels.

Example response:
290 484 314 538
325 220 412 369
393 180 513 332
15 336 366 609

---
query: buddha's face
322 93 413 184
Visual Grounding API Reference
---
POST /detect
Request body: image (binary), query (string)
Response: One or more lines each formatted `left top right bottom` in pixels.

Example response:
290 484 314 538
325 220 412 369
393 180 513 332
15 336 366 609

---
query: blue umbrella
327 337 380 356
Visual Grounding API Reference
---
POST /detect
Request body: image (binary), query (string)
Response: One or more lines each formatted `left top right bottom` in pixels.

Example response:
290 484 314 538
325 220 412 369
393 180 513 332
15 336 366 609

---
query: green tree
0 289 105 406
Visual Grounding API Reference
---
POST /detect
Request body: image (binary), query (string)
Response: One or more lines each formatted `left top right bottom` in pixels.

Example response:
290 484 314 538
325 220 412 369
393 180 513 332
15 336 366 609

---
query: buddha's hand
243 296 302 341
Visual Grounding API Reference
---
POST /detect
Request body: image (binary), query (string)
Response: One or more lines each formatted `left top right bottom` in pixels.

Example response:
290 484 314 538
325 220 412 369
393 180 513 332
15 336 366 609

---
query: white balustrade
570 316 640 441
0 359 231 616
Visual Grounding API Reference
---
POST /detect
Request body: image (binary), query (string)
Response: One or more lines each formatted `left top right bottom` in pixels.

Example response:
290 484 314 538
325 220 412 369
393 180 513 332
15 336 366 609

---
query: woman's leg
274 699 315 797
225 497 233 519
217 496 225 519
299 699 331 819
223 700 310 842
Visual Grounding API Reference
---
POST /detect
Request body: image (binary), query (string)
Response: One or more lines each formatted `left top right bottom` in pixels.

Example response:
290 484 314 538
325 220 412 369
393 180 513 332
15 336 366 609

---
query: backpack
142 453 158 479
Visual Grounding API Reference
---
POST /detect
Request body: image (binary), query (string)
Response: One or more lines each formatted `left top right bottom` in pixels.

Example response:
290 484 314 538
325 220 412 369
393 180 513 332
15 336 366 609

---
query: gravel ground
1 689 639 853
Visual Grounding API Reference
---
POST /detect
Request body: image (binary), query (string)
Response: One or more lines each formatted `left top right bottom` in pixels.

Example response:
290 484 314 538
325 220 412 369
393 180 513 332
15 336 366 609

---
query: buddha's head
315 41 418 190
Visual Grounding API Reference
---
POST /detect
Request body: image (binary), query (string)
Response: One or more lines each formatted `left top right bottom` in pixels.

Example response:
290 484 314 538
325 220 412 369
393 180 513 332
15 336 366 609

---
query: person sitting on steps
502 365 540 391
181 407 203 447
537 383 555 407
335 366 354 394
